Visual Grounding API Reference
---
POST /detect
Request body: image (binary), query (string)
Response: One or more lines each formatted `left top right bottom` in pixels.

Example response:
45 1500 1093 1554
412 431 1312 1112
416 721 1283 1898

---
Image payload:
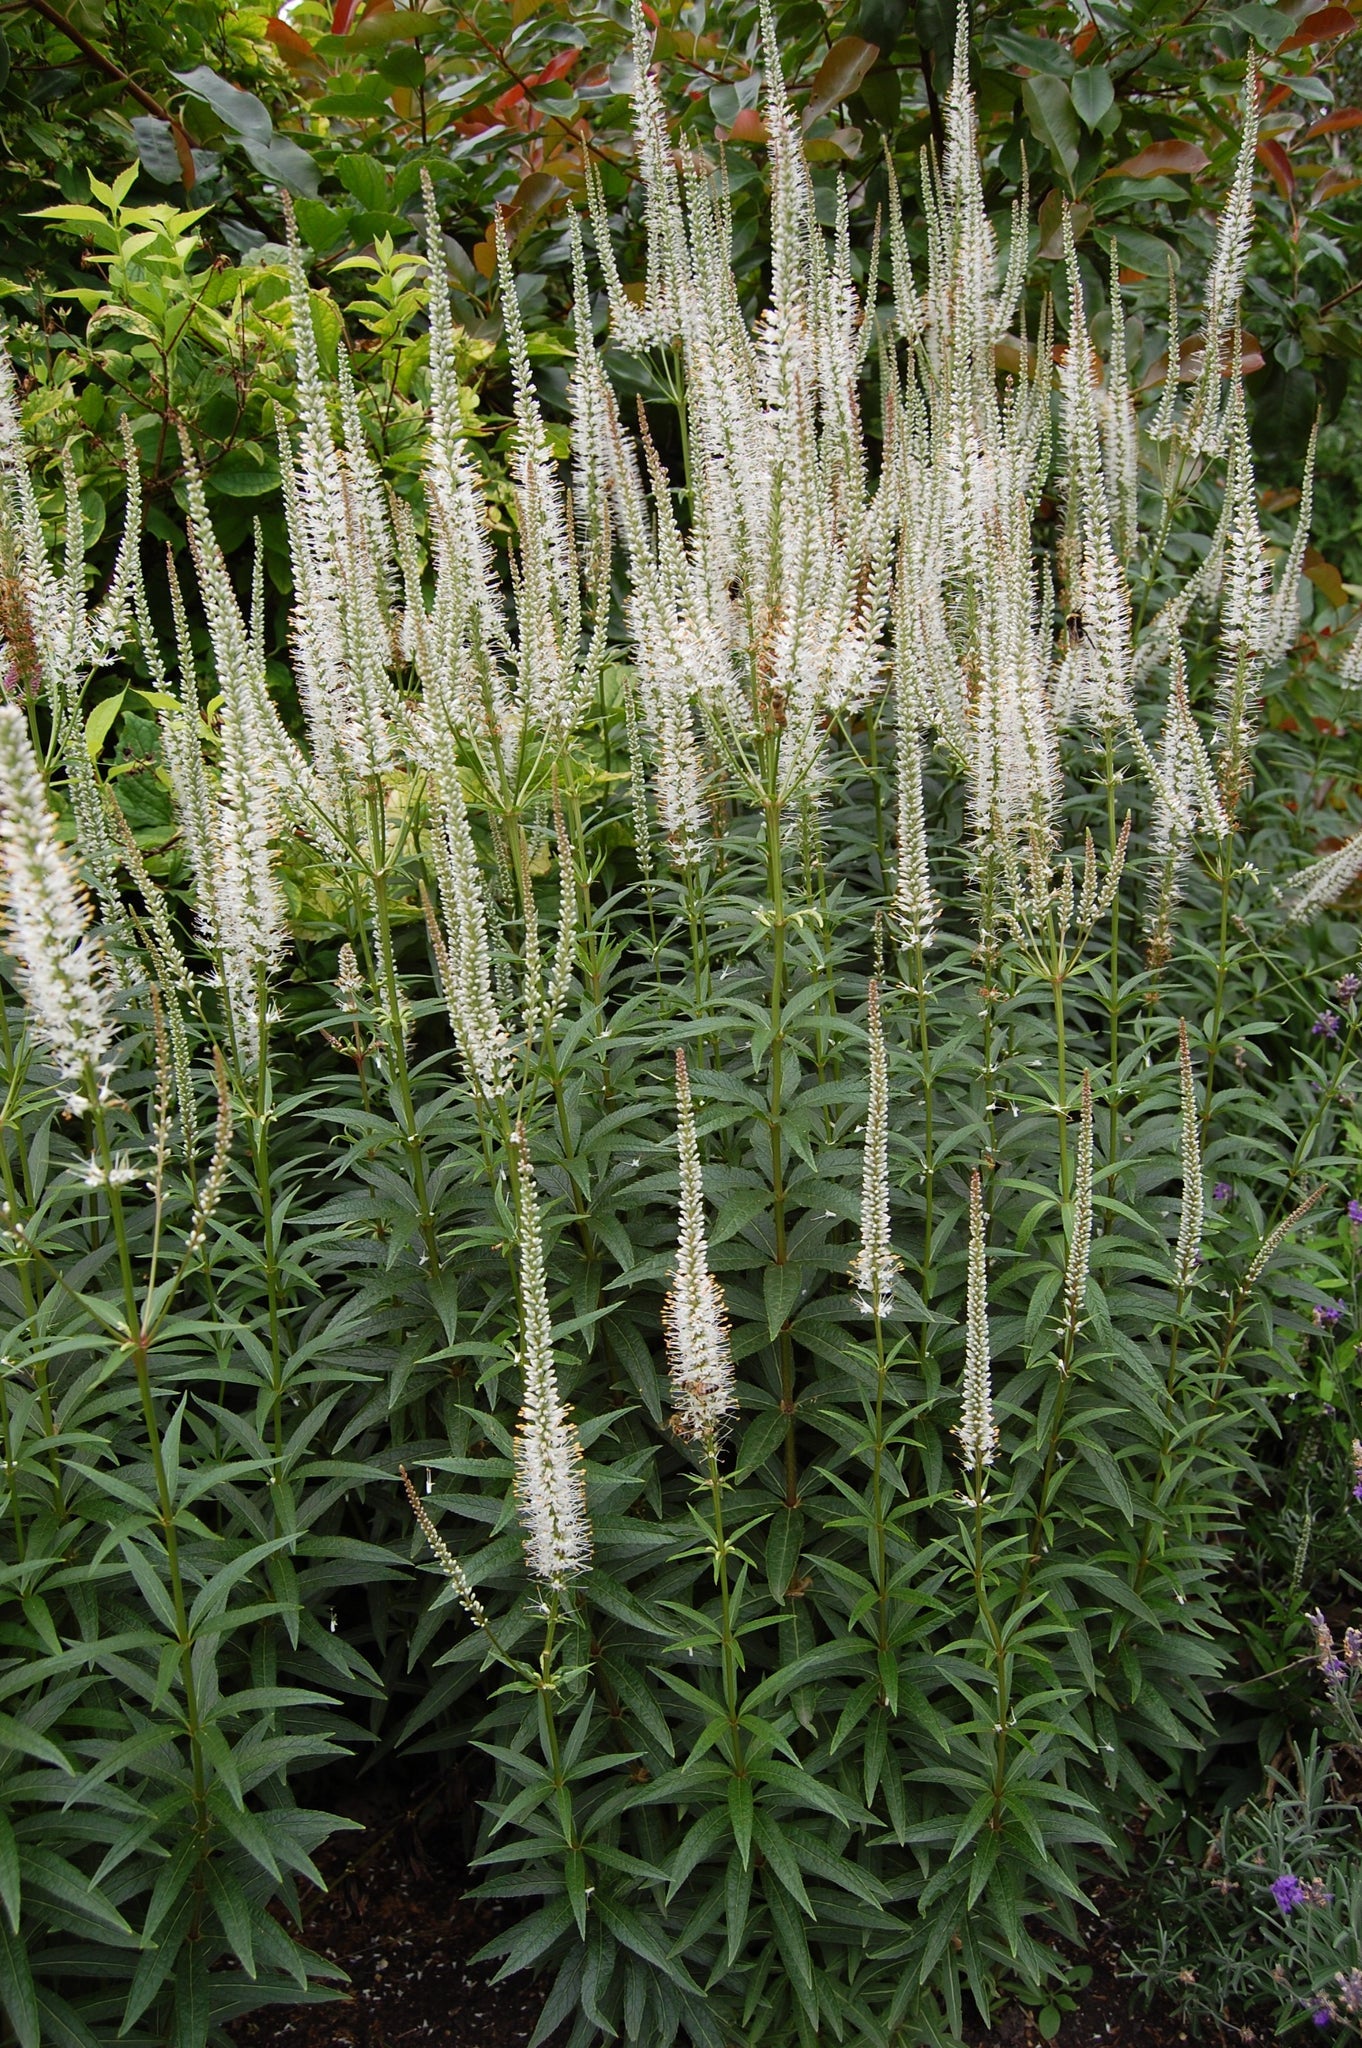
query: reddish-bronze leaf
266 16 326 76
725 107 769 144
1305 548 1349 609
1257 136 1296 201
1302 107 1362 141
1107 138 1209 178
1282 6 1355 49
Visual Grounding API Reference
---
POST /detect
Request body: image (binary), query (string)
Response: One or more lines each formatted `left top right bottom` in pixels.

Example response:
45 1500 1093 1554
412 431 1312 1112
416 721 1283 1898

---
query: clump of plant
1131 1739 1362 2039
1 3 1361 2046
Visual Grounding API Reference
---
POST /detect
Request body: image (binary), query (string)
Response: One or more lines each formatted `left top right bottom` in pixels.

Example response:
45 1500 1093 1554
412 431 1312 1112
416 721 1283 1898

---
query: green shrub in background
6 0 1362 652
1 5 1362 2046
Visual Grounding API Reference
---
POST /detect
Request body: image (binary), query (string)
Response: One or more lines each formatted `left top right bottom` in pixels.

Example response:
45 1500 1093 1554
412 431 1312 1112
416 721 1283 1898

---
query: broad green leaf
765 1507 804 1604
1070 64 1114 131
171 65 274 143
764 1263 806 1341
85 689 126 760
1022 74 1080 186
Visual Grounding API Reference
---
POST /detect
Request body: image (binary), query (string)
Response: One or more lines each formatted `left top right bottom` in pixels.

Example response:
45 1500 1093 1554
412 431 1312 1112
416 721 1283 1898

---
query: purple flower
1213 1181 1233 1202
1309 1610 1348 1687
1272 1871 1307 1914
1337 1971 1362 2017
1313 1012 1341 1039
1313 1302 1344 1329
1347 1199 1362 1225
1335 974 1360 1004
1352 1443 1362 1507
1344 1627 1362 1668
1313 2009 1332 2029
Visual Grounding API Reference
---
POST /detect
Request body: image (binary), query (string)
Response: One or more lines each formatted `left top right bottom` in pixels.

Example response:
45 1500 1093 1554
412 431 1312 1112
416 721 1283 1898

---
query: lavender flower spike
1270 1871 1305 1915
1308 1608 1347 1687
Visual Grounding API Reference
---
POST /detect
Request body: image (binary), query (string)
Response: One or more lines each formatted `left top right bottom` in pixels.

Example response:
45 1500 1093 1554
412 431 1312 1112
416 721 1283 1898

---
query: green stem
371 860 442 1275
1104 742 1122 1216
870 1312 890 1661
91 1087 210 1839
1132 1299 1186 1598
1052 950 1070 1202
763 783 798 1509
248 1021 286 1494
1200 845 1235 1138
971 1481 1010 1827
708 1449 745 1775
913 943 935 1313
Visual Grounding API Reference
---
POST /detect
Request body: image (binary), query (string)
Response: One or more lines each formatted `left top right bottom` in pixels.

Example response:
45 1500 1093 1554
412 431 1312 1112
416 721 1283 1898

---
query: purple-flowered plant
1338 1971 1362 2018
1313 1012 1341 1038
1213 1180 1233 1201
1308 1610 1348 1686
1272 1871 1307 1914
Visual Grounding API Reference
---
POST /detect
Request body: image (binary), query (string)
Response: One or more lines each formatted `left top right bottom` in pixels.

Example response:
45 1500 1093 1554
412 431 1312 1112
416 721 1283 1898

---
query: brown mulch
227 1781 1221 2048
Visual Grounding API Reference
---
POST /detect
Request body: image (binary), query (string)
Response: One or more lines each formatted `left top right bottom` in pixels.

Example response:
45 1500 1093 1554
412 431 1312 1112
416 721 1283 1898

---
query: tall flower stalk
510 1127 592 1591
851 980 902 1659
664 1050 735 1455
